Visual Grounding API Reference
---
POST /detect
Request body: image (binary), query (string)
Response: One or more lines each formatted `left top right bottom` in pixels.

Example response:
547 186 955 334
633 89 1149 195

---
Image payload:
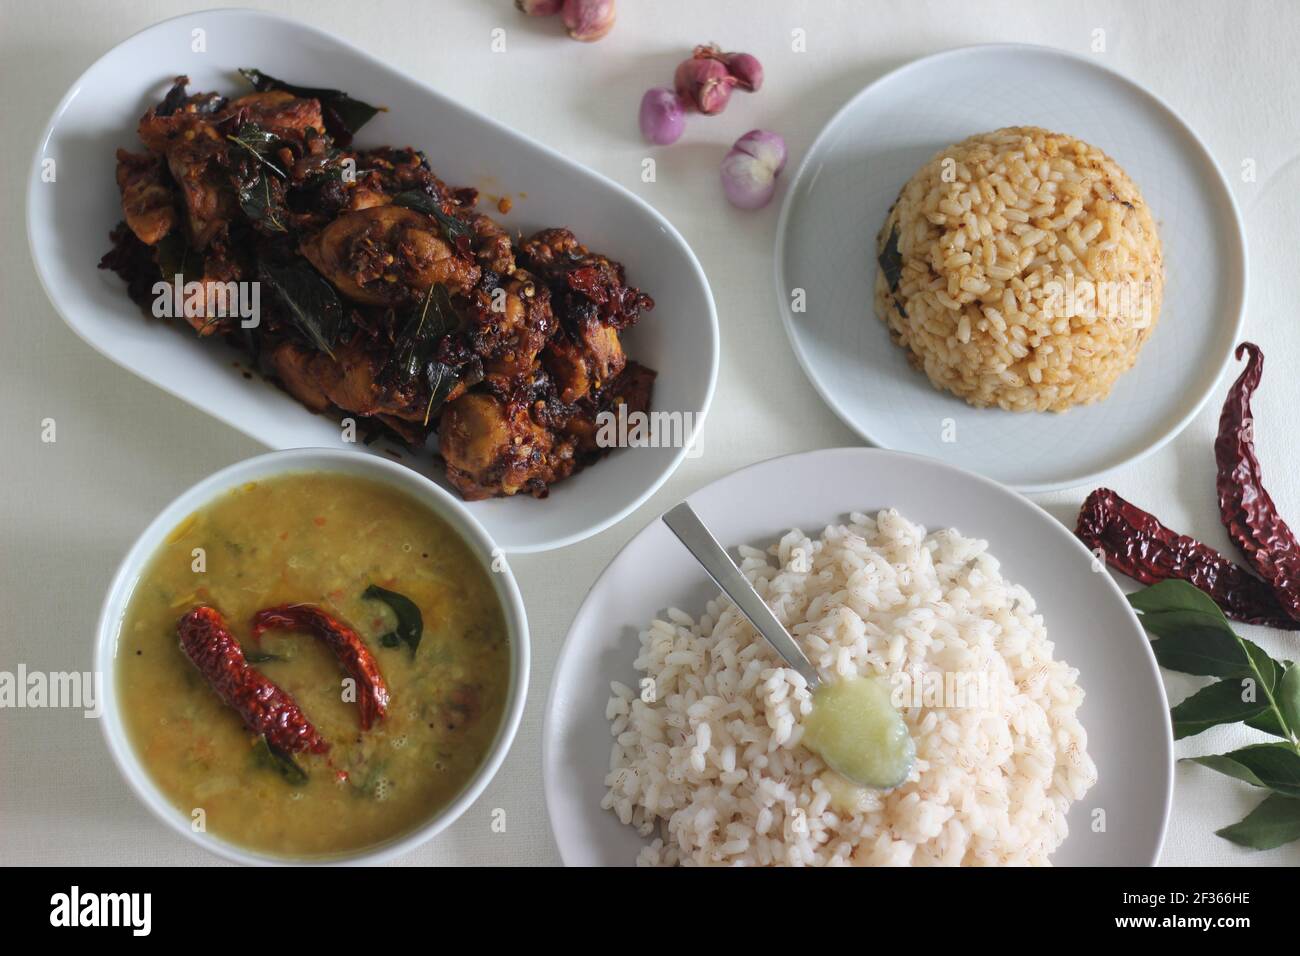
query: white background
4 0 1299 866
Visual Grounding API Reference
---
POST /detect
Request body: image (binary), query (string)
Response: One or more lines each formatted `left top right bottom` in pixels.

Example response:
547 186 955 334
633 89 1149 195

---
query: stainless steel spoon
662 502 822 689
662 501 916 791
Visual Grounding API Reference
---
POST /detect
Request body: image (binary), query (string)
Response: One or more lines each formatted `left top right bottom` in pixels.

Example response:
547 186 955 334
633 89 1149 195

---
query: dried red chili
177 606 330 753
1075 488 1300 629
1215 342 1300 621
251 604 390 730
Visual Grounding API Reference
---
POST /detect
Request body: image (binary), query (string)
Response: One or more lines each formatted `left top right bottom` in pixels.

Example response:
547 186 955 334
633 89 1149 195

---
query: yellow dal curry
115 471 510 858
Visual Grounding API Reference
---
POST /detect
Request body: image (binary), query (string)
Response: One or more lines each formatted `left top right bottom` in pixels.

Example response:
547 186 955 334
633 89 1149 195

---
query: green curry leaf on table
1129 579 1300 850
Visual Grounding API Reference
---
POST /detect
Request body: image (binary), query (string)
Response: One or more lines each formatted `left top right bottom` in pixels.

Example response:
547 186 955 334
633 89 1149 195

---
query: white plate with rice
542 448 1172 866
774 44 1246 492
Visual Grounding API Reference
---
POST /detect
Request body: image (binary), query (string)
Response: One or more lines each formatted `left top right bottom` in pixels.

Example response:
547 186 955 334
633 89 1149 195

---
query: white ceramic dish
774 44 1246 492
27 7 718 553
95 448 530 865
544 448 1173 866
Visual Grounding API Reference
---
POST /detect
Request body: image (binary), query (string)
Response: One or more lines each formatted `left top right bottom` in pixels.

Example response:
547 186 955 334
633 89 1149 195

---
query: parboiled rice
602 509 1096 866
874 126 1163 412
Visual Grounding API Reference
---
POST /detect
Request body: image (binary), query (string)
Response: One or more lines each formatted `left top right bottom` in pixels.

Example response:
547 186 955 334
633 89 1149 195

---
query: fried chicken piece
300 205 480 306
560 361 657 458
178 244 246 337
516 227 584 278
543 323 625 404
265 341 334 412
224 90 324 140
463 272 555 389
113 149 176 245
347 186 392 212
438 362 656 500
438 391 575 499
155 75 226 120
353 147 448 197
470 213 516 275
265 336 444 443
519 227 651 402
137 109 235 250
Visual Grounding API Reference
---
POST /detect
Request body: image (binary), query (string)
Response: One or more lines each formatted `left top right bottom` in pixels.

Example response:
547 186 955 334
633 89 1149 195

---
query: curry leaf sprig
1129 580 1300 849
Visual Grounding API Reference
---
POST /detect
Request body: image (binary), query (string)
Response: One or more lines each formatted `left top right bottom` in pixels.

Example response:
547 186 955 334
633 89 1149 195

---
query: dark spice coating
1075 488 1300 629
177 606 331 753
1215 342 1300 621
251 604 390 731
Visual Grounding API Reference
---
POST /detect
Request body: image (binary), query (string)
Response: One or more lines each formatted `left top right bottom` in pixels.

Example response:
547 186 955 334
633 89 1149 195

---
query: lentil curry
115 471 510 858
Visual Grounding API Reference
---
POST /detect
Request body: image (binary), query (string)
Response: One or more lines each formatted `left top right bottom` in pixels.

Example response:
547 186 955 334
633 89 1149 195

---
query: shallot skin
675 54 736 114
723 52 764 92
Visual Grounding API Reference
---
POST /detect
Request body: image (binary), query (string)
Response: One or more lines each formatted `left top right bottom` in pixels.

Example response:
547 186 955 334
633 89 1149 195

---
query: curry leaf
1216 793 1300 850
878 226 903 296
239 68 382 144
258 257 348 357
1130 578 1300 850
1170 677 1274 740
391 190 476 244
1246 707 1291 739
237 170 289 233
362 585 423 658
1128 576 1226 616
1186 742 1300 798
1186 753 1266 788
227 123 288 178
1279 664 1300 737
385 284 464 423
155 232 195 282
252 736 308 785
1129 581 1277 682
423 360 459 426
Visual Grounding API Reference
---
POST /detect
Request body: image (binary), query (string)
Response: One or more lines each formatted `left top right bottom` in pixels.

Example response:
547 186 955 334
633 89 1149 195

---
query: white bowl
774 44 1245 492
95 448 530 865
544 448 1172 866
28 7 718 553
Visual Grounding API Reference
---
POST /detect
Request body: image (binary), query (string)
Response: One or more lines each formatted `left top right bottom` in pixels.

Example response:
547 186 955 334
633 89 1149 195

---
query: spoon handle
662 502 822 689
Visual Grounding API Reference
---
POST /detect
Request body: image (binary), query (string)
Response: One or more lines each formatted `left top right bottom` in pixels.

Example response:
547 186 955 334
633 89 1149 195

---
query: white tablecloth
3 0 1298 866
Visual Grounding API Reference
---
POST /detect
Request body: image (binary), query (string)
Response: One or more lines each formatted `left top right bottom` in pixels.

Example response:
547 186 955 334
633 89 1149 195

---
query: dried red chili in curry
251 604 390 731
177 606 329 754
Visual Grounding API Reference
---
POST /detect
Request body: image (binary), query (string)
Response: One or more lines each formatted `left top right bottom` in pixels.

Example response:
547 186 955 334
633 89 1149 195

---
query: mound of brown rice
602 509 1096 866
874 127 1162 412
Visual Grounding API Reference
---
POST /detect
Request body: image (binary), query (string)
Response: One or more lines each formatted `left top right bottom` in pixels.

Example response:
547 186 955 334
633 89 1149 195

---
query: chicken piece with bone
518 228 653 403
113 149 177 246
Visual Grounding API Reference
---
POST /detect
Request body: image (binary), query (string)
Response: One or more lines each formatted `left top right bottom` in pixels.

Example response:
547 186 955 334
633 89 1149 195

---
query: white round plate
544 448 1172 866
774 44 1245 492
